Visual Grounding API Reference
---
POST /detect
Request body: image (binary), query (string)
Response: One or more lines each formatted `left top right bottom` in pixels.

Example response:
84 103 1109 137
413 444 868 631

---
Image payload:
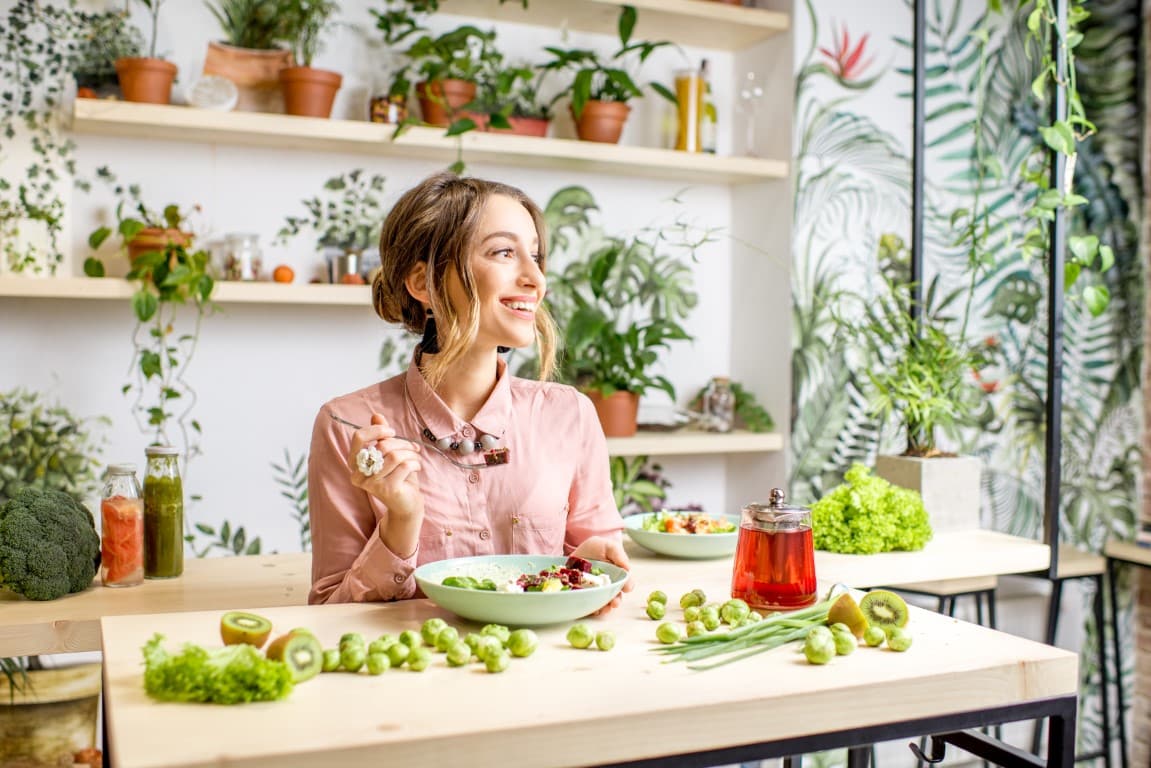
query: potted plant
82 175 217 456
203 0 295 112
277 0 342 118
402 24 498 128
115 0 177 105
71 9 144 98
274 169 388 283
368 0 432 124
541 6 674 143
474 60 553 137
543 186 698 437
837 233 995 534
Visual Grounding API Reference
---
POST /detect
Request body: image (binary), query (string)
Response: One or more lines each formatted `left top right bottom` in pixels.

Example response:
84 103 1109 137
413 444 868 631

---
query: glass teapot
731 488 817 611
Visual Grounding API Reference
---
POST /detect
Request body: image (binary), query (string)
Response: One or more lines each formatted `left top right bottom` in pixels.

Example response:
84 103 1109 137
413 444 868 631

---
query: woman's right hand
347 412 424 555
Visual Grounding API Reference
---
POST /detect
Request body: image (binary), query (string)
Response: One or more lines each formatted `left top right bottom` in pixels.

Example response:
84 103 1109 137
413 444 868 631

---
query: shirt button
461 425 474 438
445 528 453 537
393 573 405 584
479 529 491 540
511 516 519 525
468 471 480 484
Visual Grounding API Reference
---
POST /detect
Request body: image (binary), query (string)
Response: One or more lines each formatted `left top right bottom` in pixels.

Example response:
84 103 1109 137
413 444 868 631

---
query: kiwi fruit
219 611 273 648
859 590 910 629
826 593 869 638
266 631 324 683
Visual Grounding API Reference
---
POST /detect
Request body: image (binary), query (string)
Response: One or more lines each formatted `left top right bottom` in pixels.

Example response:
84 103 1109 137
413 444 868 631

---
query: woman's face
449 193 546 351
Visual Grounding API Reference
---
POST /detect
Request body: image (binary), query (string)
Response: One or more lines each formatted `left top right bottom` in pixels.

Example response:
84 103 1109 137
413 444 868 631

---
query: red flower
819 24 874 82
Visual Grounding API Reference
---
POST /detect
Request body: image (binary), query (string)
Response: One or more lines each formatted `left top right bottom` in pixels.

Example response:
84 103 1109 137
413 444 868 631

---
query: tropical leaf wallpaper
792 0 1141 753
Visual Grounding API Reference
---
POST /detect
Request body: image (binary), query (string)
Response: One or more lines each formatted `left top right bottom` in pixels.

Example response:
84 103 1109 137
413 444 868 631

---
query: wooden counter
0 553 310 657
100 556 1077 768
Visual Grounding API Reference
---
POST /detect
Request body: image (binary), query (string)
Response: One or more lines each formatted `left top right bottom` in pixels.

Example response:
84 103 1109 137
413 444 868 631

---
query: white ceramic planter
874 454 982 534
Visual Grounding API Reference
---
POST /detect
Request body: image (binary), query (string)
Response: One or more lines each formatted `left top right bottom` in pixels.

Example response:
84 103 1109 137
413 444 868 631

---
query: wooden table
100 556 1077 768
0 553 310 657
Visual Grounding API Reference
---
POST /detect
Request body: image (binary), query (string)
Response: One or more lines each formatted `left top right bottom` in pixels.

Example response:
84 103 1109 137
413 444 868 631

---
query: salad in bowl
624 510 740 560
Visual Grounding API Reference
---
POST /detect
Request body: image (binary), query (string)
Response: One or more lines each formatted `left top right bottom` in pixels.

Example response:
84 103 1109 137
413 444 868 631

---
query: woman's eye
530 253 543 265
493 248 514 259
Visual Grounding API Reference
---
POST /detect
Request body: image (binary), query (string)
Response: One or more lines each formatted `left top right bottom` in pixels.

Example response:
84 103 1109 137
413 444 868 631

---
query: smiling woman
307 172 633 612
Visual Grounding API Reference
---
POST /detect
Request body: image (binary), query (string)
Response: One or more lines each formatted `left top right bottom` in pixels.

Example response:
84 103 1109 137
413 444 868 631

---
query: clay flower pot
572 100 631 144
279 66 343 118
203 41 294 113
127 228 190 265
416 79 477 127
489 116 551 137
586 389 640 438
115 57 177 105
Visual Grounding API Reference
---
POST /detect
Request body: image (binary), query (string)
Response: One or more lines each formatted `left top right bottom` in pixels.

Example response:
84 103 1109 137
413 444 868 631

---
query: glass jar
370 93 408 124
674 67 703 152
100 464 144 588
731 488 817 611
703 376 735 433
223 233 262 281
144 445 184 579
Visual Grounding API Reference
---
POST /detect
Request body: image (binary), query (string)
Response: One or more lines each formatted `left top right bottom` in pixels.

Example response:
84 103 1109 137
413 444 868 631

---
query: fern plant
272 448 310 552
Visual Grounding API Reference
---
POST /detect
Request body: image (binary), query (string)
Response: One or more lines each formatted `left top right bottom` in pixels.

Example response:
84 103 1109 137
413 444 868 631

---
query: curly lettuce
810 464 933 554
142 633 294 705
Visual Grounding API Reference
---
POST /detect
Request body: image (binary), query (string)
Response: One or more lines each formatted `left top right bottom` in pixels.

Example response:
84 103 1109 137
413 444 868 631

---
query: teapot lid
744 487 809 523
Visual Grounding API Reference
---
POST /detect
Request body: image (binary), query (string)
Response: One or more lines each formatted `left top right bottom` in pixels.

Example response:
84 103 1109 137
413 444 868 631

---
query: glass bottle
223 233 262 281
100 464 144 588
700 59 717 154
731 488 817 611
144 445 184 579
674 67 704 152
703 376 735 433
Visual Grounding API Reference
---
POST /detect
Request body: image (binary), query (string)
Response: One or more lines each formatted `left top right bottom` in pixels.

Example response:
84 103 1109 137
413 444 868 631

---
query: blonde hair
372 172 557 389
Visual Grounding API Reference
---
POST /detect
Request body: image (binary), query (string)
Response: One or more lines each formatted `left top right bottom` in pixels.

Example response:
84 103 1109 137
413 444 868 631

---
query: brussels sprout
656 622 683 644
646 601 667 621
803 627 836 665
366 652 390 675
407 646 433 671
595 631 616 651
420 618 448 646
507 629 539 658
566 623 594 649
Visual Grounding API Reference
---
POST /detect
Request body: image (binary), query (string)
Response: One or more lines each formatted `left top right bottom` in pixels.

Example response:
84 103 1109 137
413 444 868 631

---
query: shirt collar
404 355 513 440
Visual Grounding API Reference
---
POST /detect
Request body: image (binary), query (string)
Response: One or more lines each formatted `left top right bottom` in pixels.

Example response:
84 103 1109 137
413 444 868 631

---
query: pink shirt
307 358 623 604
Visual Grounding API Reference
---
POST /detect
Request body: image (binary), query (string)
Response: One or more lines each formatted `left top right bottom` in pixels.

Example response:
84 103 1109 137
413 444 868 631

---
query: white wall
0 1 790 553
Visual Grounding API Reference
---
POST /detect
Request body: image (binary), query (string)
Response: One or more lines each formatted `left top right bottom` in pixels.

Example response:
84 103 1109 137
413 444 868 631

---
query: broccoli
0 487 100 600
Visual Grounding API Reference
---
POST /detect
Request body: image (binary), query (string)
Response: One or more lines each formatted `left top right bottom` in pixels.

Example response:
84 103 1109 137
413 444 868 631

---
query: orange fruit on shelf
340 273 365 285
272 265 295 283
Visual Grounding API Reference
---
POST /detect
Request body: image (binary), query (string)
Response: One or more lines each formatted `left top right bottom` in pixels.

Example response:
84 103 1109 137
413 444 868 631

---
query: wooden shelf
437 0 789 51
0 276 371 306
606 428 782 457
69 100 788 185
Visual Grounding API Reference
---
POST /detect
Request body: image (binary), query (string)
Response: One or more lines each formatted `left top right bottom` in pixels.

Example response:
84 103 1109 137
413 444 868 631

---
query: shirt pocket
510 506 566 554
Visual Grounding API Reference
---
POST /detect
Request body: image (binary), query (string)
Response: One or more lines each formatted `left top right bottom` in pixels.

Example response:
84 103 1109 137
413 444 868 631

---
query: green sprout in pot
278 0 340 69
205 0 292 50
541 6 676 121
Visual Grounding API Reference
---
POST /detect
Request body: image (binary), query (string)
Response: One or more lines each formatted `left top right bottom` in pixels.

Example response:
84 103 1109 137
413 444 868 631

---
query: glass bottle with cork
100 463 144 588
144 445 184 579
702 375 735 432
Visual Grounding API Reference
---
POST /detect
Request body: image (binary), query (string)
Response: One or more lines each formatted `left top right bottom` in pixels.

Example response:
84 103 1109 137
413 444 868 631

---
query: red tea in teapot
730 489 817 611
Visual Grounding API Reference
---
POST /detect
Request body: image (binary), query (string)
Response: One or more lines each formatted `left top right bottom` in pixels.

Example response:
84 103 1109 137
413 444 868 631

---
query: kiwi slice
266 631 323 683
859 590 910 629
219 611 273 648
826 593 869 638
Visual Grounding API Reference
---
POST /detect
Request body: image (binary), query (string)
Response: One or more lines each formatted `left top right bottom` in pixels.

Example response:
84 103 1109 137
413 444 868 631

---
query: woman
307 172 631 607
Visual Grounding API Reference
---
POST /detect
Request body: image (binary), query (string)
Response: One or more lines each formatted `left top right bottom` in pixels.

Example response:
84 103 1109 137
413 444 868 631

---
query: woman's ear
405 261 430 305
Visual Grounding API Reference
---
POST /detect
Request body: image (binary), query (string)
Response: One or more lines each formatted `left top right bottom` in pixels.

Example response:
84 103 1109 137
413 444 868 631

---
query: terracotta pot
586 389 640 438
127 228 190 265
488 116 551 137
572 100 631 144
279 66 343 118
115 57 177 105
203 41 294 113
416 79 477 127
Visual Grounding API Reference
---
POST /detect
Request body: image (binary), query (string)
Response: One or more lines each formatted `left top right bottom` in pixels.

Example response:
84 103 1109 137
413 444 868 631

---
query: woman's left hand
571 536 634 616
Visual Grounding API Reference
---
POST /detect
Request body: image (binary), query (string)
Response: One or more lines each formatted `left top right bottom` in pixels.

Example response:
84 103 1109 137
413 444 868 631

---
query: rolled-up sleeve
307 404 420 604
563 392 624 552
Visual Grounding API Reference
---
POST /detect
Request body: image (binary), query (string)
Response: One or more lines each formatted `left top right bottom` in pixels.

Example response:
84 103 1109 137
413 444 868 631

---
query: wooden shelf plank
606 429 782 456
437 0 789 50
70 100 788 185
0 276 371 306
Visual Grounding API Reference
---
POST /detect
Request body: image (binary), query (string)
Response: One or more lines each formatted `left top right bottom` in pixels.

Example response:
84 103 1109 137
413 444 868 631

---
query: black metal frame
595 696 1078 768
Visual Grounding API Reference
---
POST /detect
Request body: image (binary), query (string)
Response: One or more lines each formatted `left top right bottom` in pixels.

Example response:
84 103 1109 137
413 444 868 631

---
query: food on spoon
642 510 737 534
219 611 273 648
266 631 323 682
859 590 910 629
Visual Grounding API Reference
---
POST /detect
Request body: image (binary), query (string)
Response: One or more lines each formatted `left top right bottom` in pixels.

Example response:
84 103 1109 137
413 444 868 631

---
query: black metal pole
910 0 926 316
1043 0 1068 580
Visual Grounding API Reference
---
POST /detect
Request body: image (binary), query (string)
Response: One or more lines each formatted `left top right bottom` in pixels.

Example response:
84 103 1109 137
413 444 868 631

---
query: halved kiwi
859 590 910 629
826 593 869 638
266 631 323 683
219 611 273 648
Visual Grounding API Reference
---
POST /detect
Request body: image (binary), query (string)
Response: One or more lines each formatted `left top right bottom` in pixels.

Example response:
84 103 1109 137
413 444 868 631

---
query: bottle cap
145 445 180 456
106 463 137 475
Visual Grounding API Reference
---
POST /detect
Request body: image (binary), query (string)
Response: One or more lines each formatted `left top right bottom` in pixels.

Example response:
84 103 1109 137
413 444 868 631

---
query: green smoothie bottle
144 445 184 578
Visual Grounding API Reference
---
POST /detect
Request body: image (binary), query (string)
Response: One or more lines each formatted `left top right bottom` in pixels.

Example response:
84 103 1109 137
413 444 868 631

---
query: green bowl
414 554 629 627
623 513 741 560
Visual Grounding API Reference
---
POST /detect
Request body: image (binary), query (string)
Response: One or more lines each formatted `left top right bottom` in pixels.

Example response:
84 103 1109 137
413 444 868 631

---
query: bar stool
1023 545 1114 768
1102 539 1145 768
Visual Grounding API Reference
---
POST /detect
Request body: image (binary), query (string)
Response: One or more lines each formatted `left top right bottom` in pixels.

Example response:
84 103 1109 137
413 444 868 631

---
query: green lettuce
142 633 294 705
810 464 932 554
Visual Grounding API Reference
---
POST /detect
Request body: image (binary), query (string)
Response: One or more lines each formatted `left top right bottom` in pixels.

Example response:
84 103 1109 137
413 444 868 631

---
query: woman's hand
347 412 424 556
571 536 634 616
